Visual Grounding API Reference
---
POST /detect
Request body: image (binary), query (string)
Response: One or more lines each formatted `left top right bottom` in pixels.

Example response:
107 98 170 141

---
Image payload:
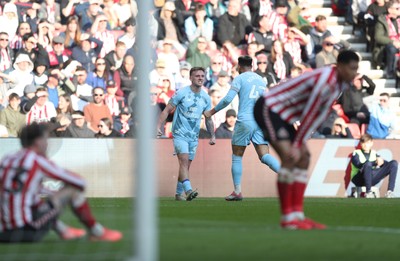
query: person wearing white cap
0 53 34 97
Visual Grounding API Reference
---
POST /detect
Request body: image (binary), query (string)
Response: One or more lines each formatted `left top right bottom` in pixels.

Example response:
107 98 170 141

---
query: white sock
54 220 68 234
292 211 305 220
90 222 105 237
234 184 241 194
281 212 297 222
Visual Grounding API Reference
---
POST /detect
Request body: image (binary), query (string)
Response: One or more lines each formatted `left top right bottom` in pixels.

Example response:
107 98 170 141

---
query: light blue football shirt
231 71 266 124
170 86 211 141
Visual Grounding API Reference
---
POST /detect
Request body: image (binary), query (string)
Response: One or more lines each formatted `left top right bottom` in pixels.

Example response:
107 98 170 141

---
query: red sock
277 181 293 215
72 200 97 228
292 182 306 213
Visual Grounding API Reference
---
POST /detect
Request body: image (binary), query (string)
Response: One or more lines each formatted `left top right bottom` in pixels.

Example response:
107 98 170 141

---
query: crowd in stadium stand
0 0 397 139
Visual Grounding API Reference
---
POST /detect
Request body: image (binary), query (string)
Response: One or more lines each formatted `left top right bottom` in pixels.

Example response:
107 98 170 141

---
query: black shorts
0 200 59 243
254 97 296 143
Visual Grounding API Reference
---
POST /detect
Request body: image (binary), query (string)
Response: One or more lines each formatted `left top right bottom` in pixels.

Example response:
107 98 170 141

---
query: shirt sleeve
169 89 184 108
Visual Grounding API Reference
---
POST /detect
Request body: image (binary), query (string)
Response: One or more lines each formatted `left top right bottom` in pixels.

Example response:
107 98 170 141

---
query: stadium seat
360 124 368 135
347 123 361 139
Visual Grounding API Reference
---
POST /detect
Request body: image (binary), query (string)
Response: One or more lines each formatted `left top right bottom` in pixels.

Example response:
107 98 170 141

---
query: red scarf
386 15 400 41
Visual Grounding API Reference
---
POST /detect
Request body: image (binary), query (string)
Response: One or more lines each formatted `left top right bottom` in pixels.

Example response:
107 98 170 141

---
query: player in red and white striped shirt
254 50 360 230
0 123 122 242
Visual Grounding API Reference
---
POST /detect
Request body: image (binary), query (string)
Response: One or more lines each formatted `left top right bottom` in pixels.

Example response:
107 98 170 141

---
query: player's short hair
9 93 20 101
190 67 205 76
337 50 360 64
238 56 253 68
19 123 48 148
360 134 373 143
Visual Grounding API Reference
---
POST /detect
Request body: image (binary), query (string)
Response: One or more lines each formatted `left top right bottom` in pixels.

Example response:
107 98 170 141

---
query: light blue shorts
173 137 199 161
232 121 268 146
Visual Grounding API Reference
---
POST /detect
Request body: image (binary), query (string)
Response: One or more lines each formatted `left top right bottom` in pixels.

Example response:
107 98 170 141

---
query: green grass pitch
1 198 400 261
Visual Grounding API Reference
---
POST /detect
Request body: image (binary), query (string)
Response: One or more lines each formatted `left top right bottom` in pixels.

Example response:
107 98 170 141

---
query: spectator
114 107 134 136
0 3 19 40
365 0 387 53
96 117 121 138
175 61 192 90
156 75 175 105
86 58 111 90
38 0 61 27
215 109 237 139
74 0 104 32
48 36 71 69
150 59 168 87
20 83 37 113
74 66 93 98
114 55 137 99
72 33 104 72
156 1 186 43
104 41 127 72
157 39 182 75
0 32 14 73
10 22 31 52
267 40 294 82
315 36 339 68
36 20 54 52
217 0 251 46
59 15 82 50
205 55 224 87
351 134 398 198
64 110 95 138
338 74 375 125
113 0 137 27
367 93 396 139
0 93 25 137
254 52 277 86
104 80 124 117
175 0 196 20
284 27 309 67
91 14 116 58
118 18 136 49
26 88 57 125
287 0 312 33
83 87 112 132
374 1 400 78
327 117 353 139
247 15 274 53
24 5 39 34
0 53 34 97
271 0 289 41
17 33 50 66
306 15 333 66
44 69 75 108
186 37 211 68
102 0 119 29
205 0 227 30
56 94 73 120
185 3 214 42
33 57 48 86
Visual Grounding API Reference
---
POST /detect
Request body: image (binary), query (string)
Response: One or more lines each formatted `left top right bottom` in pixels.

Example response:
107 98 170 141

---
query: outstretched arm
157 103 175 137
205 116 215 145
204 89 237 117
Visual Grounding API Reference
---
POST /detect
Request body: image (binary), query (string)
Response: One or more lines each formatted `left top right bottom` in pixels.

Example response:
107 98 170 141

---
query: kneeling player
254 50 359 230
0 123 122 242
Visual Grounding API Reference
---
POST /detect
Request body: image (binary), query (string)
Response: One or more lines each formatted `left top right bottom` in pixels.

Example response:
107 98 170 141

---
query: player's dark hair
360 133 373 143
337 50 360 64
190 67 205 76
238 56 253 68
19 123 48 148
380 92 390 98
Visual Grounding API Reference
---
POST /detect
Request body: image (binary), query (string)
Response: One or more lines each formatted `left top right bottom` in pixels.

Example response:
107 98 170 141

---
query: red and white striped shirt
10 35 23 51
92 31 115 58
0 48 11 71
26 102 57 125
264 66 347 148
284 40 302 64
104 94 123 117
0 149 85 231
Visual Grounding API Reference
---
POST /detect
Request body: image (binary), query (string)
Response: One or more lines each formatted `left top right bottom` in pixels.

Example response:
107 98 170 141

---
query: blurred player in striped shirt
0 123 122 242
254 50 360 230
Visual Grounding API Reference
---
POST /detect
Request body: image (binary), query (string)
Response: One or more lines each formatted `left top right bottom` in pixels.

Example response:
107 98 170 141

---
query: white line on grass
330 226 400 235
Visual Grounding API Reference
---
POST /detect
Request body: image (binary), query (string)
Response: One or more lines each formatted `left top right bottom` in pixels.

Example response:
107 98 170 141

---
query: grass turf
1 198 400 261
